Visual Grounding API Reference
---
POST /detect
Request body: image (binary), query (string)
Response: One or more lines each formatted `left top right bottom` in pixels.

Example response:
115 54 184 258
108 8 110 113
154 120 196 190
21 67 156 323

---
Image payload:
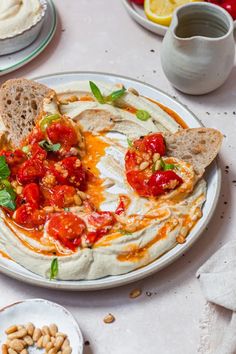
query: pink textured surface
0 1 236 353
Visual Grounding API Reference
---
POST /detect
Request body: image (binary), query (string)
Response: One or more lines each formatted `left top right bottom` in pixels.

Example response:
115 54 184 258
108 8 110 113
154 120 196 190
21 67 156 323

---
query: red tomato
221 0 236 19
23 183 40 208
14 204 46 228
148 170 183 196
51 185 76 208
86 228 111 244
47 212 86 249
131 0 144 4
46 121 78 148
27 127 45 144
31 143 47 160
17 159 45 184
125 150 139 172
52 157 87 189
88 211 115 228
0 149 26 166
126 170 150 197
134 134 166 156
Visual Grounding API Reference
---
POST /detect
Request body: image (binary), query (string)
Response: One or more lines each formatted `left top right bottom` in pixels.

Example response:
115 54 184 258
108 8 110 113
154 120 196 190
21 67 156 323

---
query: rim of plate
0 71 221 291
122 0 236 36
0 0 57 76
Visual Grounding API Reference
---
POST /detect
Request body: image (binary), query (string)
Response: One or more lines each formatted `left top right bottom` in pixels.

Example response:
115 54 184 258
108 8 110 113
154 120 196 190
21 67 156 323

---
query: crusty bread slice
165 128 223 178
0 78 53 146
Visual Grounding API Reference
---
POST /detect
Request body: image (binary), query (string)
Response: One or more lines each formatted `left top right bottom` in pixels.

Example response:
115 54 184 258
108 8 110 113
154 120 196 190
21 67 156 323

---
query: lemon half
144 0 200 26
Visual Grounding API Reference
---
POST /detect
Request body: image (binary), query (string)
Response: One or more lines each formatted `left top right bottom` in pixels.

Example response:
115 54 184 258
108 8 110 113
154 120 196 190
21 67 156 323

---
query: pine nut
55 336 64 350
50 337 56 344
48 348 57 354
74 194 82 206
77 191 87 200
16 186 23 195
139 161 149 171
9 339 25 352
36 336 44 349
49 324 58 337
55 333 67 338
5 326 18 335
129 288 142 299
42 326 50 336
153 153 160 162
43 206 54 213
8 349 17 354
23 336 33 346
42 334 51 347
25 323 35 336
33 328 42 342
62 347 72 354
154 160 162 171
20 350 28 354
1 344 8 354
176 235 185 244
62 339 70 350
8 329 27 340
128 87 139 96
45 342 54 352
103 313 115 324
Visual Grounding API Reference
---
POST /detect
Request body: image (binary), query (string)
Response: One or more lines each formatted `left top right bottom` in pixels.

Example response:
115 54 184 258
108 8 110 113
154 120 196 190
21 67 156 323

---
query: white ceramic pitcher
161 3 235 95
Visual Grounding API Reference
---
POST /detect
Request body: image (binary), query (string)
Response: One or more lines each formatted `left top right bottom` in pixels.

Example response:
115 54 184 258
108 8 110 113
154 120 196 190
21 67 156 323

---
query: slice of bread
165 128 223 178
0 78 53 146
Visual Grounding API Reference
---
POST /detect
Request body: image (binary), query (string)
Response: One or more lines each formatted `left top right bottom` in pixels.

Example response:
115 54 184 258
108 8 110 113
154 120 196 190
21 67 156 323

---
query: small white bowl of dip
0 0 48 56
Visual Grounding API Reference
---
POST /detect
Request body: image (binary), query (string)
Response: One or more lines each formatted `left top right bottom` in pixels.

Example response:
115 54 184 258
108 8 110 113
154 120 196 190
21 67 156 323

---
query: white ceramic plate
0 298 84 354
122 0 236 36
0 72 221 290
0 0 57 76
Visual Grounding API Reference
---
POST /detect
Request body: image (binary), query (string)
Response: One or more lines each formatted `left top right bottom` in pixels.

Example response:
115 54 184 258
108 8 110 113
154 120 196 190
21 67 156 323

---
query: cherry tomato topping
27 127 45 144
125 150 139 172
51 185 76 208
88 211 115 228
46 121 78 148
221 1 236 19
86 228 111 244
131 0 144 4
23 183 40 208
52 157 86 189
126 170 150 197
14 204 45 228
133 133 166 156
0 149 26 166
31 143 47 160
148 170 183 196
47 212 86 249
17 159 45 184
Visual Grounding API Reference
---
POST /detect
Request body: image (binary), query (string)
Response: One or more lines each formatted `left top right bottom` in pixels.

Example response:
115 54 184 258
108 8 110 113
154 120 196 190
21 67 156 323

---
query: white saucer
0 0 57 76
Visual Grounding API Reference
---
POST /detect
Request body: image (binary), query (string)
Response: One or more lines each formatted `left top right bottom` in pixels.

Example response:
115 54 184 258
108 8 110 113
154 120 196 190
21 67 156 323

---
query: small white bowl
0 0 48 56
0 298 84 354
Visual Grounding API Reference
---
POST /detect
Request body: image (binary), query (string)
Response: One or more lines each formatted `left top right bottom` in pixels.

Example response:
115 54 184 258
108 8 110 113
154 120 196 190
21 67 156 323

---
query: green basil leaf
0 156 10 180
1 180 16 200
160 158 175 171
50 258 58 280
107 88 126 102
89 81 105 104
136 110 151 121
40 114 61 132
0 189 16 210
127 138 133 147
39 140 61 152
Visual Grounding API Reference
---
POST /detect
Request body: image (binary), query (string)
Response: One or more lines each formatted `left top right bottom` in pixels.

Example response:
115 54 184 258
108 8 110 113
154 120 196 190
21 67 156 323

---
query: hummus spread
0 81 207 280
0 0 42 39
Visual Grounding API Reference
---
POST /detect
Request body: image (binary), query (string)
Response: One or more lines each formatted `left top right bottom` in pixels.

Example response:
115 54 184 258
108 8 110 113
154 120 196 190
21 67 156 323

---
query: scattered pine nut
62 339 70 350
46 341 54 352
49 324 58 337
8 339 25 352
23 336 33 346
20 350 28 354
1 344 8 354
36 336 44 349
62 347 72 354
8 349 17 354
42 326 50 336
33 328 42 342
48 348 57 354
103 313 115 324
5 326 17 335
42 334 51 347
55 332 67 339
129 288 142 299
8 328 27 340
25 323 35 337
54 336 64 350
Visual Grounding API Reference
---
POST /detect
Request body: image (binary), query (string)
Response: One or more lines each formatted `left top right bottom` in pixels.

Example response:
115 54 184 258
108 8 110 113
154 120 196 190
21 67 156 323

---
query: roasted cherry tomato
23 183 40 208
125 150 140 172
51 185 76 208
47 212 86 249
31 143 47 160
148 170 183 196
133 133 166 156
17 159 45 184
126 170 150 197
52 157 86 189
14 204 46 228
0 149 26 166
46 121 78 149
27 127 45 144
221 1 236 19
88 211 115 229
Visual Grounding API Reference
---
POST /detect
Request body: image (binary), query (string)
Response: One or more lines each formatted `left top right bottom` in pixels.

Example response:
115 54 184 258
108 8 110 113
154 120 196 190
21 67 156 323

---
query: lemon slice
144 0 200 27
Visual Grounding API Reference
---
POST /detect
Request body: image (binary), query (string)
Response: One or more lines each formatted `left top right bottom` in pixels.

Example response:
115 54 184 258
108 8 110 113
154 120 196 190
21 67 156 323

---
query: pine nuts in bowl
0 299 83 354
